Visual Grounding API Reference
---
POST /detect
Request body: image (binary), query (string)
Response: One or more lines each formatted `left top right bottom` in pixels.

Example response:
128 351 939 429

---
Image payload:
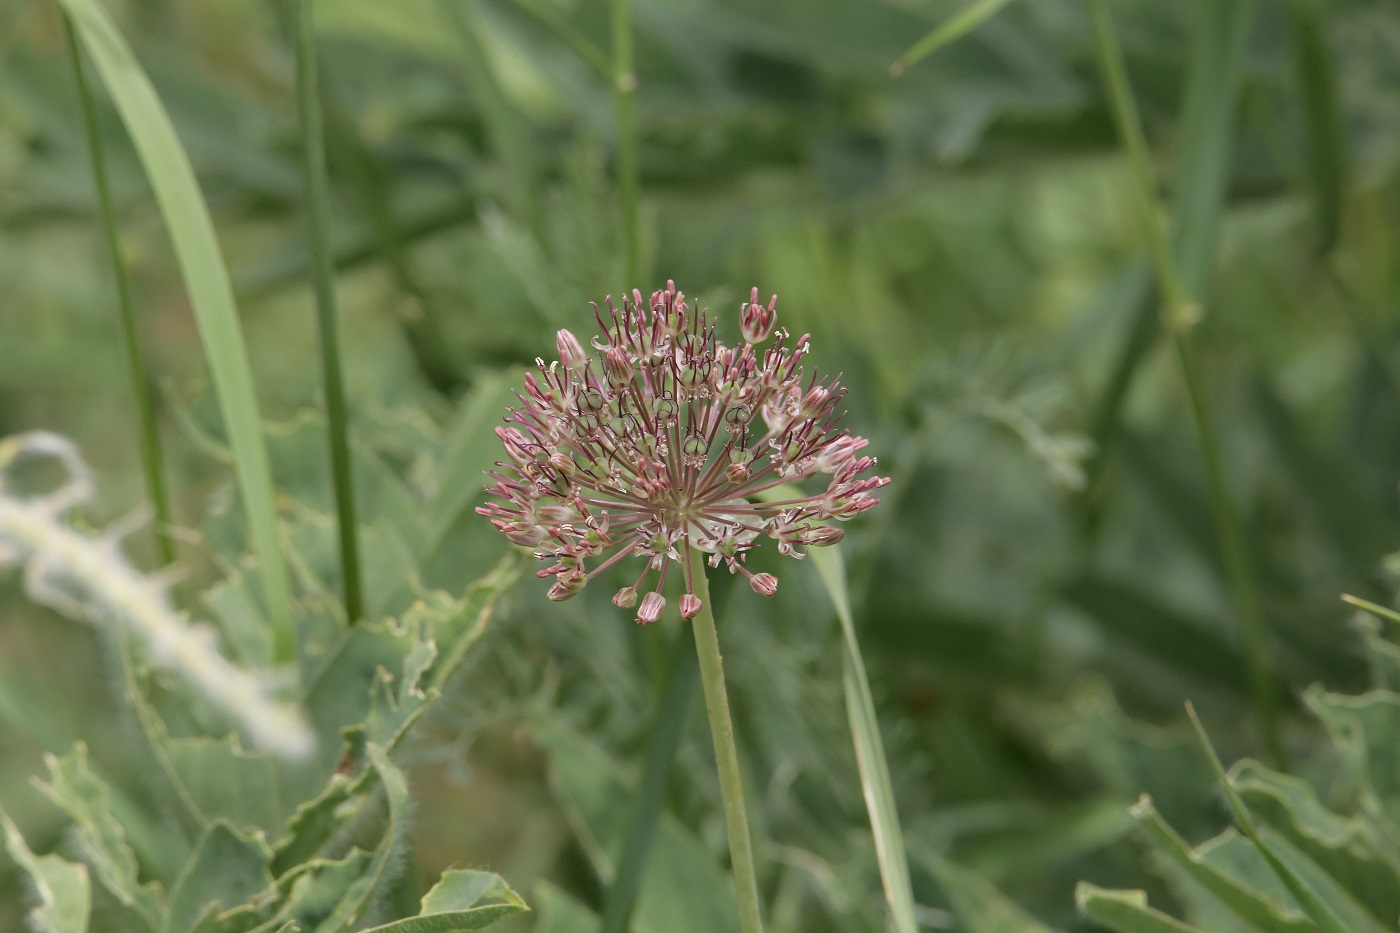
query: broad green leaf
1 809 91 933
32 744 165 931
166 821 274 933
310 743 411 932
56 0 294 662
360 870 528 931
1305 687 1400 817
164 736 283 838
1187 707 1350 933
1232 760 1400 920
1130 797 1311 932
1076 883 1207 933
278 851 377 929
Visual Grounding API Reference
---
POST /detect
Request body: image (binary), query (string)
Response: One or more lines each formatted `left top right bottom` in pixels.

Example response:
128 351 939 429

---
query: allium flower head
477 282 889 623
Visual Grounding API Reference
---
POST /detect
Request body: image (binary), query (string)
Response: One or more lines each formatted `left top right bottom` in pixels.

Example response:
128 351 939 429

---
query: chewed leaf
1076 883 1208 933
1 809 91 933
32 744 166 930
360 870 528 931
1231 760 1400 921
166 821 274 933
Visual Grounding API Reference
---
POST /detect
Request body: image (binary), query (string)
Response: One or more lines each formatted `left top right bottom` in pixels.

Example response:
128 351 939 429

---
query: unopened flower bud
749 572 778 598
604 346 634 386
548 574 586 601
800 386 831 418
556 329 588 371
637 592 666 625
740 287 778 343
613 586 638 608
680 593 702 620
798 525 844 547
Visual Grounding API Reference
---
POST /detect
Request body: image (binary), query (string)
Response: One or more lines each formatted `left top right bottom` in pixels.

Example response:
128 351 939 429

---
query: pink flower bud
556 329 588 371
680 593 702 620
749 572 778 598
548 574 585 601
798 525 844 547
603 346 634 386
637 592 666 625
612 586 638 608
740 287 778 343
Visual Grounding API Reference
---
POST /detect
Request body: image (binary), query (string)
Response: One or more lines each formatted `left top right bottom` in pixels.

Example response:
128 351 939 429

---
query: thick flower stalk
478 281 889 622
0 432 313 759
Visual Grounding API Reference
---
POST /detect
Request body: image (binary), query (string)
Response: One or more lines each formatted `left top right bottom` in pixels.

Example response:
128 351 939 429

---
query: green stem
293 0 365 624
610 0 640 288
63 16 175 568
502 0 613 79
688 550 764 933
439 0 536 223
1088 0 1284 769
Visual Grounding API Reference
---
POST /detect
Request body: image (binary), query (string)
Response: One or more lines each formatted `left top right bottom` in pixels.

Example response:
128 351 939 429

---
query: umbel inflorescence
478 282 889 624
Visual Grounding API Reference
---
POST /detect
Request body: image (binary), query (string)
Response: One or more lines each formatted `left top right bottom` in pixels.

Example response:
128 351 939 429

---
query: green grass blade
601 624 699 933
62 15 174 568
292 0 364 624
1287 0 1346 254
1341 593 1400 628
809 544 919 933
1088 0 1284 769
755 484 916 932
500 0 612 81
57 0 296 663
1173 0 1257 299
890 0 1019 76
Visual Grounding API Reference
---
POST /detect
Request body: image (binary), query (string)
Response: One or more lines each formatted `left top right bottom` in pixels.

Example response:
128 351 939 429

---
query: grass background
3 0 1400 929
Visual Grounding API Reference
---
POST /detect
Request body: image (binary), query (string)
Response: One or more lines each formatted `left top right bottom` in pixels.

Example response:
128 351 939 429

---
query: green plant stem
293 0 364 624
63 16 174 568
688 549 764 933
1088 0 1284 769
610 0 640 288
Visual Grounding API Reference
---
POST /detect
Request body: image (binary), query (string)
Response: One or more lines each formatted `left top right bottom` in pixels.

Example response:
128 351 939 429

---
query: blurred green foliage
3 0 1400 929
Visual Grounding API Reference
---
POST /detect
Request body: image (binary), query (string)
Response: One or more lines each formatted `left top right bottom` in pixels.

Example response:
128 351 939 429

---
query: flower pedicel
479 282 888 622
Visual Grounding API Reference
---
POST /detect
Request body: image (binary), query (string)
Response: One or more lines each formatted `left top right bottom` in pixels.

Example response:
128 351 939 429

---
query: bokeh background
3 0 1400 929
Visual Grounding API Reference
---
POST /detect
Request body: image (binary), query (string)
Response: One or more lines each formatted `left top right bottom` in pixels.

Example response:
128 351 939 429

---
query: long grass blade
292 0 364 624
601 624 699 933
755 483 917 932
439 0 536 221
809 544 919 933
61 16 174 568
1287 0 1346 254
890 0 1019 77
57 0 297 663
1173 0 1257 299
500 0 612 80
609 0 640 288
1087 0 1284 769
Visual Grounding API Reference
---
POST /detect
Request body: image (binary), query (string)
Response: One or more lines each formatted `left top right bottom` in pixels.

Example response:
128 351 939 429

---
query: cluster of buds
478 282 888 623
